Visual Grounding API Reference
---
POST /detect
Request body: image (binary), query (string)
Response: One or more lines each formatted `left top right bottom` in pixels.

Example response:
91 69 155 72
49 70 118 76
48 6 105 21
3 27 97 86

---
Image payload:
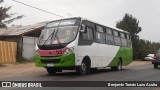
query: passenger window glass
121 39 127 46
106 28 112 35
113 31 119 36
106 34 114 45
113 31 121 46
82 27 93 40
96 32 106 43
126 34 131 47
106 28 114 45
114 37 121 46
96 25 104 32
126 34 130 39
120 33 127 47
120 33 125 38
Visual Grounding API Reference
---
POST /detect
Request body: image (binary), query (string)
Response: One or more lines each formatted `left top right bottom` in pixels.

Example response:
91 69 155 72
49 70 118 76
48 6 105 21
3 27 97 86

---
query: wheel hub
81 63 86 71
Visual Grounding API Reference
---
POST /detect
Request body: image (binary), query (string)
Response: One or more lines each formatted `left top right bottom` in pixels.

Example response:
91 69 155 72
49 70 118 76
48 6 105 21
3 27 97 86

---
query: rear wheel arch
76 55 91 75
111 57 123 71
119 57 123 66
82 56 91 67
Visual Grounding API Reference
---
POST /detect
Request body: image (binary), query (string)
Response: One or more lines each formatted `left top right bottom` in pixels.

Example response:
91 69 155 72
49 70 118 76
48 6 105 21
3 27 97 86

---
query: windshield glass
38 26 78 45
46 19 77 28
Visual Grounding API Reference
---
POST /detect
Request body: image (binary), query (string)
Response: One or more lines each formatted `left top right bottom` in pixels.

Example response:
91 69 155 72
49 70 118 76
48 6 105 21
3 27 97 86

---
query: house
0 22 46 61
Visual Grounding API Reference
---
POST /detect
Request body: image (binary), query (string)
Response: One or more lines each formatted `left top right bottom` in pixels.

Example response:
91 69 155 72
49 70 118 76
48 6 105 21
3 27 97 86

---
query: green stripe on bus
108 47 133 67
34 52 75 67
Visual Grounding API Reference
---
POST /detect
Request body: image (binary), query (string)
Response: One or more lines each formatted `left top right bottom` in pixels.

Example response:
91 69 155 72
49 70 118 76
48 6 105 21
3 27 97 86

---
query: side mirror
80 24 85 32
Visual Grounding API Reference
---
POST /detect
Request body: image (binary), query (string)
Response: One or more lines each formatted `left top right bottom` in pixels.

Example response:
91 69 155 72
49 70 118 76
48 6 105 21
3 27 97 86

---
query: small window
96 32 106 43
82 27 93 40
96 25 104 32
126 34 130 39
121 38 127 46
114 37 121 46
113 31 119 37
106 34 114 45
127 39 131 47
106 28 114 45
106 28 112 35
120 33 127 46
114 31 121 46
126 34 131 47
120 33 125 38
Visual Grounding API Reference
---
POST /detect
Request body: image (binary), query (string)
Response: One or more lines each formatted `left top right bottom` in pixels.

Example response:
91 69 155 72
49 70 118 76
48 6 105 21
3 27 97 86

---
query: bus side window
106 28 114 45
120 33 127 47
113 30 121 46
96 25 105 43
126 34 131 47
78 26 94 45
82 27 93 40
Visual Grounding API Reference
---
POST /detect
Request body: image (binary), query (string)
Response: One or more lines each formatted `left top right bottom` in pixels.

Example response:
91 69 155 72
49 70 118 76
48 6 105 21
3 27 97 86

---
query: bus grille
41 59 60 63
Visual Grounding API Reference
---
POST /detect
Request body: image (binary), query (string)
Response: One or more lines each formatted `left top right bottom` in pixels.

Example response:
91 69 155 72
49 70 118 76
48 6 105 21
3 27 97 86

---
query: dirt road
0 61 151 79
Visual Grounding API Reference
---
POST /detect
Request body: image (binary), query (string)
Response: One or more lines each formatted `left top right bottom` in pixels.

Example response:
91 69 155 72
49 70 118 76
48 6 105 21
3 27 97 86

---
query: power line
12 0 64 18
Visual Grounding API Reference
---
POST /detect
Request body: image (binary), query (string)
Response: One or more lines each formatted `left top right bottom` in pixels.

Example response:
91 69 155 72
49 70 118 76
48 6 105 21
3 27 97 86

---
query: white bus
35 17 132 75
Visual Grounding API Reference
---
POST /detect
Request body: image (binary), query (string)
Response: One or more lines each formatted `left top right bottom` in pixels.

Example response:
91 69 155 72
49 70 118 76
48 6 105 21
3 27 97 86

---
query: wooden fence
0 41 17 63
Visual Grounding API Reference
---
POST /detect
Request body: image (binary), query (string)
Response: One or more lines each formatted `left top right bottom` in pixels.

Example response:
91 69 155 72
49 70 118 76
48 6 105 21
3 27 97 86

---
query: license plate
47 63 54 67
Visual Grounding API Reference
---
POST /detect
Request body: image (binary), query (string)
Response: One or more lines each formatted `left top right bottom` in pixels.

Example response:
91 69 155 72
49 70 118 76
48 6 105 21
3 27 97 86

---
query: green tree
0 0 23 28
116 13 142 59
116 13 141 41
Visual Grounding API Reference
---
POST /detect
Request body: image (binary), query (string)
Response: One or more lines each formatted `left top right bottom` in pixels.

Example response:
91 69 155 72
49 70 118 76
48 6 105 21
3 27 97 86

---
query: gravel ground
128 60 151 66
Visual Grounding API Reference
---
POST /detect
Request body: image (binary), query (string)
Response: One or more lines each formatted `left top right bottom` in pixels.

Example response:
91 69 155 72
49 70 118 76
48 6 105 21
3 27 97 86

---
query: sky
2 0 160 42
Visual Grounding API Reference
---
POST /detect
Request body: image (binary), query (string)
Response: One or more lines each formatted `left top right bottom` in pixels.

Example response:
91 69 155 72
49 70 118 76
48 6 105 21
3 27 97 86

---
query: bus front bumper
34 52 75 68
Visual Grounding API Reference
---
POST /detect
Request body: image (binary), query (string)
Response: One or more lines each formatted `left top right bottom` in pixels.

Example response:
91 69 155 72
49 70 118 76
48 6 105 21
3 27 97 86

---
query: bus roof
49 17 130 34
80 17 130 34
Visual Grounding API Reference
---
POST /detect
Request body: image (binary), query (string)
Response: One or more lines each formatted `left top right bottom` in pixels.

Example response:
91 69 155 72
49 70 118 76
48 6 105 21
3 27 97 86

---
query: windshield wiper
41 19 62 46
52 20 63 46
42 29 55 46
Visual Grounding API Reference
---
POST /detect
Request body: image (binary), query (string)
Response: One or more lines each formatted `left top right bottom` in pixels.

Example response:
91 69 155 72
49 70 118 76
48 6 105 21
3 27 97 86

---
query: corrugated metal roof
0 22 46 36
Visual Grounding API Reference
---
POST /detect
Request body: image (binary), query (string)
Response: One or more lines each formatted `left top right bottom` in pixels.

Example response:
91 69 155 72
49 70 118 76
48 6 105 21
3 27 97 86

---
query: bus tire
46 67 56 75
76 60 88 75
111 60 122 71
117 60 122 70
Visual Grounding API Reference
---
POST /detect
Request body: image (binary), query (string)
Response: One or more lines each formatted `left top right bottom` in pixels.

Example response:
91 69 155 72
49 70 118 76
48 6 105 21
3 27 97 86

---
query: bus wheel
117 60 122 70
46 67 56 75
76 61 88 75
111 60 122 71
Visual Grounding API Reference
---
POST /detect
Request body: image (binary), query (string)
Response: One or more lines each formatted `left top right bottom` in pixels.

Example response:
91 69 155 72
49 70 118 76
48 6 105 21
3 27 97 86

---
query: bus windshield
38 26 78 45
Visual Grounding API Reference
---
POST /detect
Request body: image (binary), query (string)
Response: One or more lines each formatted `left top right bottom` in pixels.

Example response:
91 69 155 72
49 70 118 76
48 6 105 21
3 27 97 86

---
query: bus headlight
63 47 74 55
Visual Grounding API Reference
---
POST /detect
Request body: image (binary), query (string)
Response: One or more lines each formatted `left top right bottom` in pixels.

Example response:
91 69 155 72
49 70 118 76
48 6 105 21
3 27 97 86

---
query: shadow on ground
44 68 129 77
